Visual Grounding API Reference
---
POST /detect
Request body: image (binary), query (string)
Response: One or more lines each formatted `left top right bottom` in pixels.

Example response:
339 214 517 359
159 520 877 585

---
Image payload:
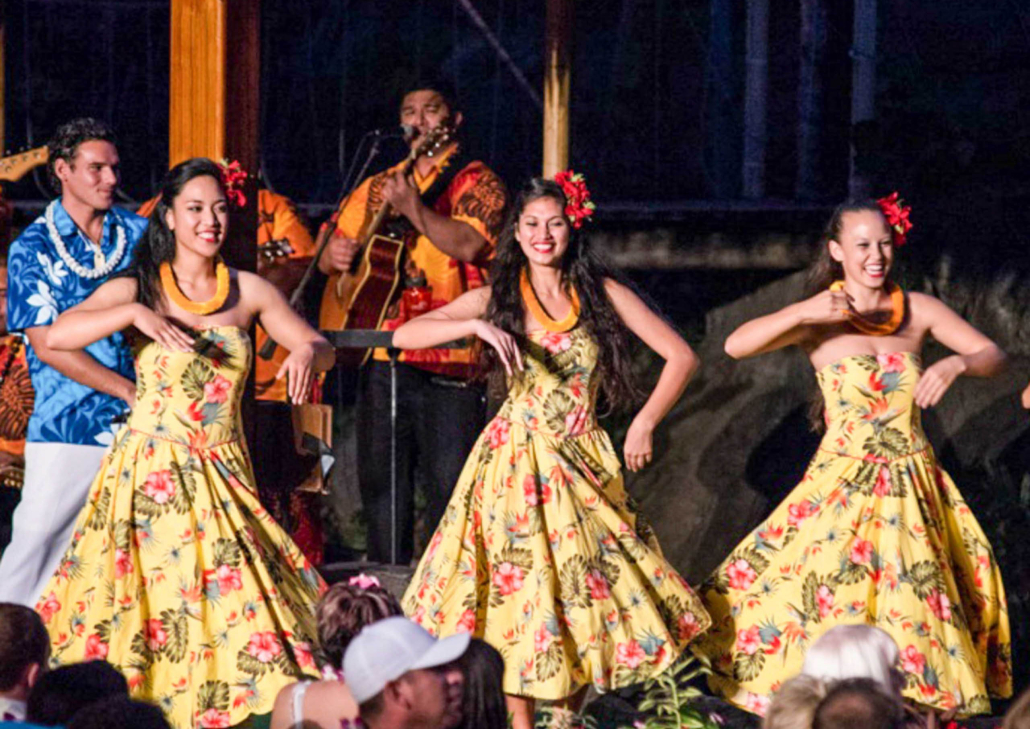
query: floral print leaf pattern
403 327 710 700
696 352 1011 717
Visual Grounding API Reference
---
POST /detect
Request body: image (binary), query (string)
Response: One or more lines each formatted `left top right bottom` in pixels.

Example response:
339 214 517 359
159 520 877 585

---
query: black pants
357 361 486 564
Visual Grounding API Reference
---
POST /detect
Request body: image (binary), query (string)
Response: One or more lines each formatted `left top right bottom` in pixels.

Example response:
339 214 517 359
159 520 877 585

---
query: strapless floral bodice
816 351 930 461
494 326 600 437
128 326 251 447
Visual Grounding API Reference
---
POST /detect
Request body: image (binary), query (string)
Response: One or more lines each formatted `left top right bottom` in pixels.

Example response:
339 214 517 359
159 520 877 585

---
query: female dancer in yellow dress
694 197 1012 716
33 158 335 729
396 175 711 729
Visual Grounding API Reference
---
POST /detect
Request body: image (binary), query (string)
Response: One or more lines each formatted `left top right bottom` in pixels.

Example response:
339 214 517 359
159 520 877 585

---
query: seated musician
318 80 509 564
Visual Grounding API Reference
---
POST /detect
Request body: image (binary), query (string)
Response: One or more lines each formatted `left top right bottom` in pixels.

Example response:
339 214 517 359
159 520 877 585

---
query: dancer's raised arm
724 288 852 359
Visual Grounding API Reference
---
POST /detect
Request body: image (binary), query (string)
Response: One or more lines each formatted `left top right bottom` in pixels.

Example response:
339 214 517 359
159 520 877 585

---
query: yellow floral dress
695 352 1011 716
403 326 711 700
35 327 325 729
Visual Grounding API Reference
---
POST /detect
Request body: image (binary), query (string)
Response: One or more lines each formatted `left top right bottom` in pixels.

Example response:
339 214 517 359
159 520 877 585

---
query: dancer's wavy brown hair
315 582 402 669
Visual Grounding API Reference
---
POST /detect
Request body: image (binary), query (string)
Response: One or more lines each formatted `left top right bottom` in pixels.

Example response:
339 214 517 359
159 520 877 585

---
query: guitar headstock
409 124 455 162
0 146 48 183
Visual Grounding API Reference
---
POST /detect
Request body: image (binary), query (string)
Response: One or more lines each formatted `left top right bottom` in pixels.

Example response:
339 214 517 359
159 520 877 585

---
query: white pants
0 442 106 606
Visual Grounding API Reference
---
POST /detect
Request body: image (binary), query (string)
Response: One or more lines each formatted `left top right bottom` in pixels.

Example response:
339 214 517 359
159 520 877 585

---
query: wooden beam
543 0 572 178
169 0 259 273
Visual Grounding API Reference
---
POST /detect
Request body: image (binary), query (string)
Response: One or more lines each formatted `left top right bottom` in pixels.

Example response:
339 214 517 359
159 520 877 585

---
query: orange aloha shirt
318 146 508 379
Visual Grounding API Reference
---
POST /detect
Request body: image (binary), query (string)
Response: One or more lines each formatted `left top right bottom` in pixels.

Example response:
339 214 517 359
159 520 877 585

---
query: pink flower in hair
348 573 381 590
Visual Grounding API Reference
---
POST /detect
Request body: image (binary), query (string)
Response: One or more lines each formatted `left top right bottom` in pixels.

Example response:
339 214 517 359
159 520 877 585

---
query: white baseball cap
343 616 471 705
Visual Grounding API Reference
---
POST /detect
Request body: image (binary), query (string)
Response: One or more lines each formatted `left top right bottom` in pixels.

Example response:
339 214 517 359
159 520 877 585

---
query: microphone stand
258 132 391 361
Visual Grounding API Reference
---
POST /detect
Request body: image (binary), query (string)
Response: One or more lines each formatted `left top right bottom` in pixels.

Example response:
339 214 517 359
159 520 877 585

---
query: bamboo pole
543 0 572 178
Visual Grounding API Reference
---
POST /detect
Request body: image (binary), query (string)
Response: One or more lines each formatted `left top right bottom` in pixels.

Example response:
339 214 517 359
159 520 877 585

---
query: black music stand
322 330 467 566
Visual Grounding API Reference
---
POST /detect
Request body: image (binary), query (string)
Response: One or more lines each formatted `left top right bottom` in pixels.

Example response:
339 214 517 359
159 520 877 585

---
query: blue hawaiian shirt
6 201 147 445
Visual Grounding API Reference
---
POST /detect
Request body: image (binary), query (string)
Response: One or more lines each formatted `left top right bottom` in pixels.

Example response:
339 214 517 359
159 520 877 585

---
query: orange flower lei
830 280 905 336
520 268 581 333
160 258 231 315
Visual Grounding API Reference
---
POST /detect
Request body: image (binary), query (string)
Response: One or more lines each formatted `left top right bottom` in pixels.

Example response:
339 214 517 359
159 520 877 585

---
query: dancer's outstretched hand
624 415 654 472
277 342 317 404
473 320 523 377
913 355 965 408
133 306 195 352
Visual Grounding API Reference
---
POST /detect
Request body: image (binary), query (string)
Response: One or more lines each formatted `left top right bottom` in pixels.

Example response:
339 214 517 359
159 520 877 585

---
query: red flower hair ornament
219 159 249 208
554 170 596 229
877 191 913 247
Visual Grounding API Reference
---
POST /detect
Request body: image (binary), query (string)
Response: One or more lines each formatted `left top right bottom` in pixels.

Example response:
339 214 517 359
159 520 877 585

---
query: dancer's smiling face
828 209 894 289
164 174 229 258
515 195 570 268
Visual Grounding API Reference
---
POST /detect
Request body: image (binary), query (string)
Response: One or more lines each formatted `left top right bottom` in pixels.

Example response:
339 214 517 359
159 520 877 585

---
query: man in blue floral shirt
0 119 147 606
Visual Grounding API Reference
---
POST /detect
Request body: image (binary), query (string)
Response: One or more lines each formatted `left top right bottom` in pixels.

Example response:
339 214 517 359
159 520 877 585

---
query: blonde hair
802 625 901 695
764 675 828 729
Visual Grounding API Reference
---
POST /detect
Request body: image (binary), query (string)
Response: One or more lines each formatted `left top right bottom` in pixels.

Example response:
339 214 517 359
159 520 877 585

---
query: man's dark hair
67 696 171 729
401 78 461 114
359 691 386 720
26 661 129 726
813 678 903 729
46 117 117 190
0 602 50 691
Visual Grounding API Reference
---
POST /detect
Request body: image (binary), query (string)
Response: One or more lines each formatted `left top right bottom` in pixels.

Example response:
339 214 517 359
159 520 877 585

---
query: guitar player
318 81 509 564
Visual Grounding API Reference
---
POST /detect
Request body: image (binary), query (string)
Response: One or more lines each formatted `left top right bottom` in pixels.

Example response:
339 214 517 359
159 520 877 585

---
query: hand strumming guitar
382 170 421 222
317 234 361 275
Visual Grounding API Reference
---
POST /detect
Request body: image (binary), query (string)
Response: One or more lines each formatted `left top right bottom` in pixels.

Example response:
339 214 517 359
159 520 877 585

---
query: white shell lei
44 200 128 280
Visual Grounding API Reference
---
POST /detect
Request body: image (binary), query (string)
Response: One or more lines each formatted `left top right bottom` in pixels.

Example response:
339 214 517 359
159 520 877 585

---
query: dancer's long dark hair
118 157 225 310
483 178 642 411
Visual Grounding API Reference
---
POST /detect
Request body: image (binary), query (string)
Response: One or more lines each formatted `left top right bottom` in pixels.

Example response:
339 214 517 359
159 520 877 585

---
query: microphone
372 124 417 141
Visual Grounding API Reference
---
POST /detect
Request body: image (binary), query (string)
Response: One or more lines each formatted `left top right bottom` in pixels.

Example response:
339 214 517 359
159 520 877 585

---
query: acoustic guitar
320 125 454 368
0 146 48 183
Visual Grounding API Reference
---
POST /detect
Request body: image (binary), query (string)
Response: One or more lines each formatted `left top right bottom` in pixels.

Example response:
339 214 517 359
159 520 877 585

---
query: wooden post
0 17 5 153
169 0 259 273
849 0 877 197
742 0 768 199
543 0 572 178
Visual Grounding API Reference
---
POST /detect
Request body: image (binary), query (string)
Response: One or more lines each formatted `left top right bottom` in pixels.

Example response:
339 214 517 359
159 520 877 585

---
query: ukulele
0 146 48 183
320 125 454 368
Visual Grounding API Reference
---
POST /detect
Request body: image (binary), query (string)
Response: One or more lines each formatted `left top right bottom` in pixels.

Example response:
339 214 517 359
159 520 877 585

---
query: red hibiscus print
196 709 233 728
787 500 816 527
874 466 892 497
37 592 61 624
204 375 232 404
816 585 835 618
535 625 554 653
215 565 243 596
523 475 552 506
493 562 525 596
484 418 510 449
726 559 758 591
745 693 771 715
736 626 761 656
849 539 874 565
540 331 572 354
901 645 926 674
585 569 611 600
84 633 109 660
246 631 282 663
144 470 176 504
678 612 701 641
926 589 952 621
294 641 316 670
877 352 906 373
145 619 168 650
616 640 647 669
456 609 477 633
114 548 133 578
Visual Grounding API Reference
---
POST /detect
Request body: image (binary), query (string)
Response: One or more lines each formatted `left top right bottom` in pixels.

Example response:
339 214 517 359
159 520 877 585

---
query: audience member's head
455 638 506 729
812 678 903 729
1003 686 1030 729
803 625 902 695
317 575 402 671
26 661 129 726
764 675 828 729
344 616 469 729
0 603 50 701
67 696 170 729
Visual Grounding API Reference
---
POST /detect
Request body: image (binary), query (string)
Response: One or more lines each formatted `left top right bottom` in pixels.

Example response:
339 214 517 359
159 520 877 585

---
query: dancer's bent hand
914 355 965 408
624 415 654 472
473 320 523 378
133 306 195 352
277 343 317 404
793 289 853 326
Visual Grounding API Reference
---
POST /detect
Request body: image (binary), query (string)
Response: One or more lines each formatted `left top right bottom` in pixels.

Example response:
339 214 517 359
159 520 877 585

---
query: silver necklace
44 200 128 280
